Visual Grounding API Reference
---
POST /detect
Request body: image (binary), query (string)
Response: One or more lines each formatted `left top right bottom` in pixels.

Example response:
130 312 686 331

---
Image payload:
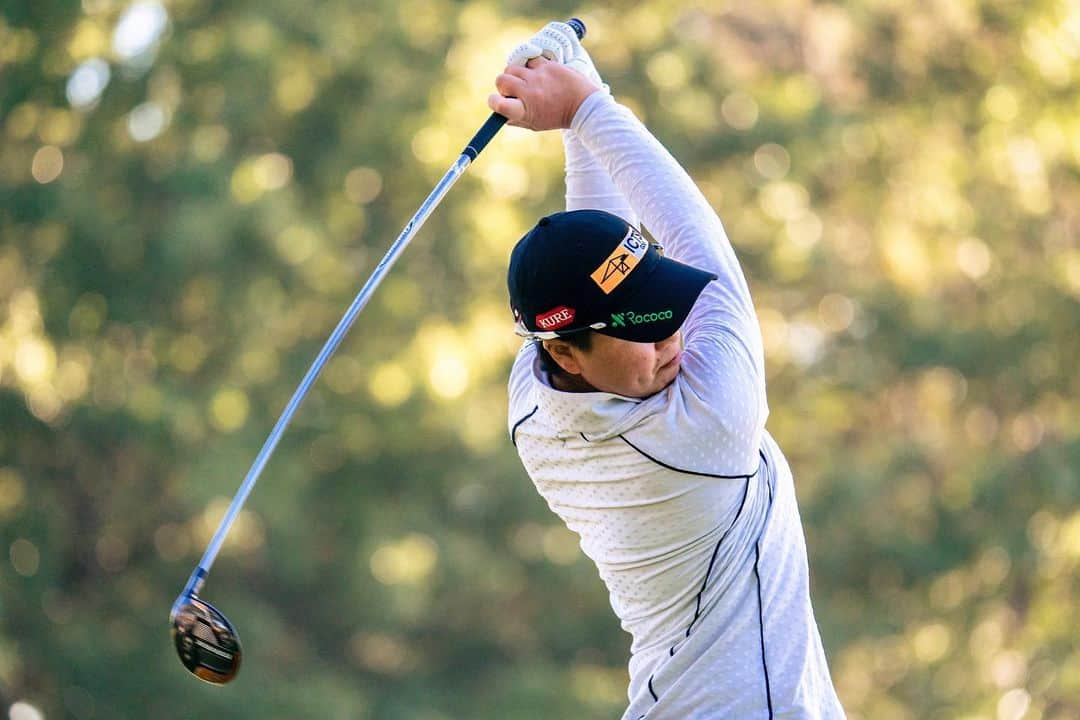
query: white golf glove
506 21 607 92
507 22 636 226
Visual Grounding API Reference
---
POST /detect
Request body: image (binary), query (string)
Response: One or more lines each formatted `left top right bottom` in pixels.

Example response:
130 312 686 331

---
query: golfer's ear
543 339 583 375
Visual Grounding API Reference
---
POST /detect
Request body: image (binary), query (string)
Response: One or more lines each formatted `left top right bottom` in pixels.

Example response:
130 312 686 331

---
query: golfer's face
575 331 683 398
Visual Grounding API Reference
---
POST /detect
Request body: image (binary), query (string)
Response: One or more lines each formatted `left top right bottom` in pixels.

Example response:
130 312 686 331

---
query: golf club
169 17 587 684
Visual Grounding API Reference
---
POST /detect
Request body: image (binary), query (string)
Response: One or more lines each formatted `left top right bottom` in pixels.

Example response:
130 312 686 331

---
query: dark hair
535 331 593 376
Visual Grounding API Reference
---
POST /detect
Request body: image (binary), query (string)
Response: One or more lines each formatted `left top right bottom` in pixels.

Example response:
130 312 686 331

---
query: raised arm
490 59 763 369
501 22 638 225
571 95 761 363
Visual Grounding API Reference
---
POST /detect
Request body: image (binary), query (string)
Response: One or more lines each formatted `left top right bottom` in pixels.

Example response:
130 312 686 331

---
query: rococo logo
610 309 673 327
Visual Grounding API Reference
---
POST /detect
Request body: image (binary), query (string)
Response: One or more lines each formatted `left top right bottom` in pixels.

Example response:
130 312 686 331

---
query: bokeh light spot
481 160 529 200
274 225 319 265
912 622 952 664
9 701 45 720
428 353 469 399
169 333 209 373
411 126 451 165
208 388 250 432
882 230 932 293
230 161 261 203
1009 412 1044 452
0 469 26 517
997 688 1030 720
10 538 40 577
14 337 57 384
66 58 111 109
509 522 546 561
67 19 108 60
778 75 820 117
252 152 292 190
956 237 992 280
984 85 1019 123
31 145 64 183
370 533 439 585
348 631 413 675
112 1 168 61
364 363 411 407
965 406 1000 445
646 51 689 89
542 525 581 565
818 294 855 333
38 109 82 146
191 124 229 162
52 357 90 403
786 322 826 368
760 182 809 222
754 143 791 180
721 91 758 130
127 102 166 142
275 70 316 113
344 166 383 204
990 650 1027 690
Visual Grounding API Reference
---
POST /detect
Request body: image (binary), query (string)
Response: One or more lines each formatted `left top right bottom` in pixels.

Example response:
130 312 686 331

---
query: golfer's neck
549 370 597 393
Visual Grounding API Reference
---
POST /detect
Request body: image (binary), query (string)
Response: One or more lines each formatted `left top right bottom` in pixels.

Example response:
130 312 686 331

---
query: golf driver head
170 594 242 684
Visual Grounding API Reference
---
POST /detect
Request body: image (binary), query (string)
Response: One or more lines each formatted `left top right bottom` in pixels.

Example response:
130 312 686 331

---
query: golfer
491 23 845 719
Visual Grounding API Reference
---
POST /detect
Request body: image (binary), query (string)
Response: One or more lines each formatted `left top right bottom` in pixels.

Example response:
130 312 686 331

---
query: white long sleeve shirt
507 92 845 719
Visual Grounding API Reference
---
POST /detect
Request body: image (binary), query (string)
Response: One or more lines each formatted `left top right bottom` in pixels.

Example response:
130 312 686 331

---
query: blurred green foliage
1 0 1078 718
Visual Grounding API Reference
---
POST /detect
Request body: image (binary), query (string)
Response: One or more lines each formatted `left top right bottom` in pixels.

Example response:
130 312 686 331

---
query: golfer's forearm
562 126 638 226
571 93 751 305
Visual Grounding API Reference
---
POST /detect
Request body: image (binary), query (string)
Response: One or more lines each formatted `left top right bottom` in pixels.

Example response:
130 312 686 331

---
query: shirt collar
529 351 664 439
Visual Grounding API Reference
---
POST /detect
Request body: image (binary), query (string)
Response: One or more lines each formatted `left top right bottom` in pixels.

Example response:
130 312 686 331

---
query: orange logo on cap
590 228 648 295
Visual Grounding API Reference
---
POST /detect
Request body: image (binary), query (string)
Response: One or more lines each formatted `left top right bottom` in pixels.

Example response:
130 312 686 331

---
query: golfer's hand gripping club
170 18 586 685
488 21 598 131
469 18 588 146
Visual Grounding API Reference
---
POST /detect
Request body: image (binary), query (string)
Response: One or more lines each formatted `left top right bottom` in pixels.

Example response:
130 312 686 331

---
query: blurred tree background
1 0 1077 718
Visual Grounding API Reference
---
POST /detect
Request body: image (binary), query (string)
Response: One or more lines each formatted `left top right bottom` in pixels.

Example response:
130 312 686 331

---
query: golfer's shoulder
627 353 767 471
629 392 763 478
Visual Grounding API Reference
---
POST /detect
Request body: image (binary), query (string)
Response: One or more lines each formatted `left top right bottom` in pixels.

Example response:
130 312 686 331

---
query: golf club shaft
181 117 506 598
179 16 587 601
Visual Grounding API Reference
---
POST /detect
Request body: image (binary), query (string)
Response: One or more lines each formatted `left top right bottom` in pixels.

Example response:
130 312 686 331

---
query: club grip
567 17 586 40
462 113 508 160
461 17 588 160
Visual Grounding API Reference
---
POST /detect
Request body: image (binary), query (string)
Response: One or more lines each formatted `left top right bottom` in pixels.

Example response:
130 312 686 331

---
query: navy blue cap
508 210 716 343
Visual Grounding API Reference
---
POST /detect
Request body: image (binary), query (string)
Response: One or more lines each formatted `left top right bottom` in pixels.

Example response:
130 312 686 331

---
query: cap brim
597 257 716 343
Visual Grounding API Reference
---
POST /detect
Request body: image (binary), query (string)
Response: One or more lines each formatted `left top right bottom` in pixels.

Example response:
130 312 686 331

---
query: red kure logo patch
535 306 576 330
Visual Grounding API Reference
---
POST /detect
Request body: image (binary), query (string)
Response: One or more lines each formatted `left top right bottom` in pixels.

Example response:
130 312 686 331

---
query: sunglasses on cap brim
514 319 609 341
